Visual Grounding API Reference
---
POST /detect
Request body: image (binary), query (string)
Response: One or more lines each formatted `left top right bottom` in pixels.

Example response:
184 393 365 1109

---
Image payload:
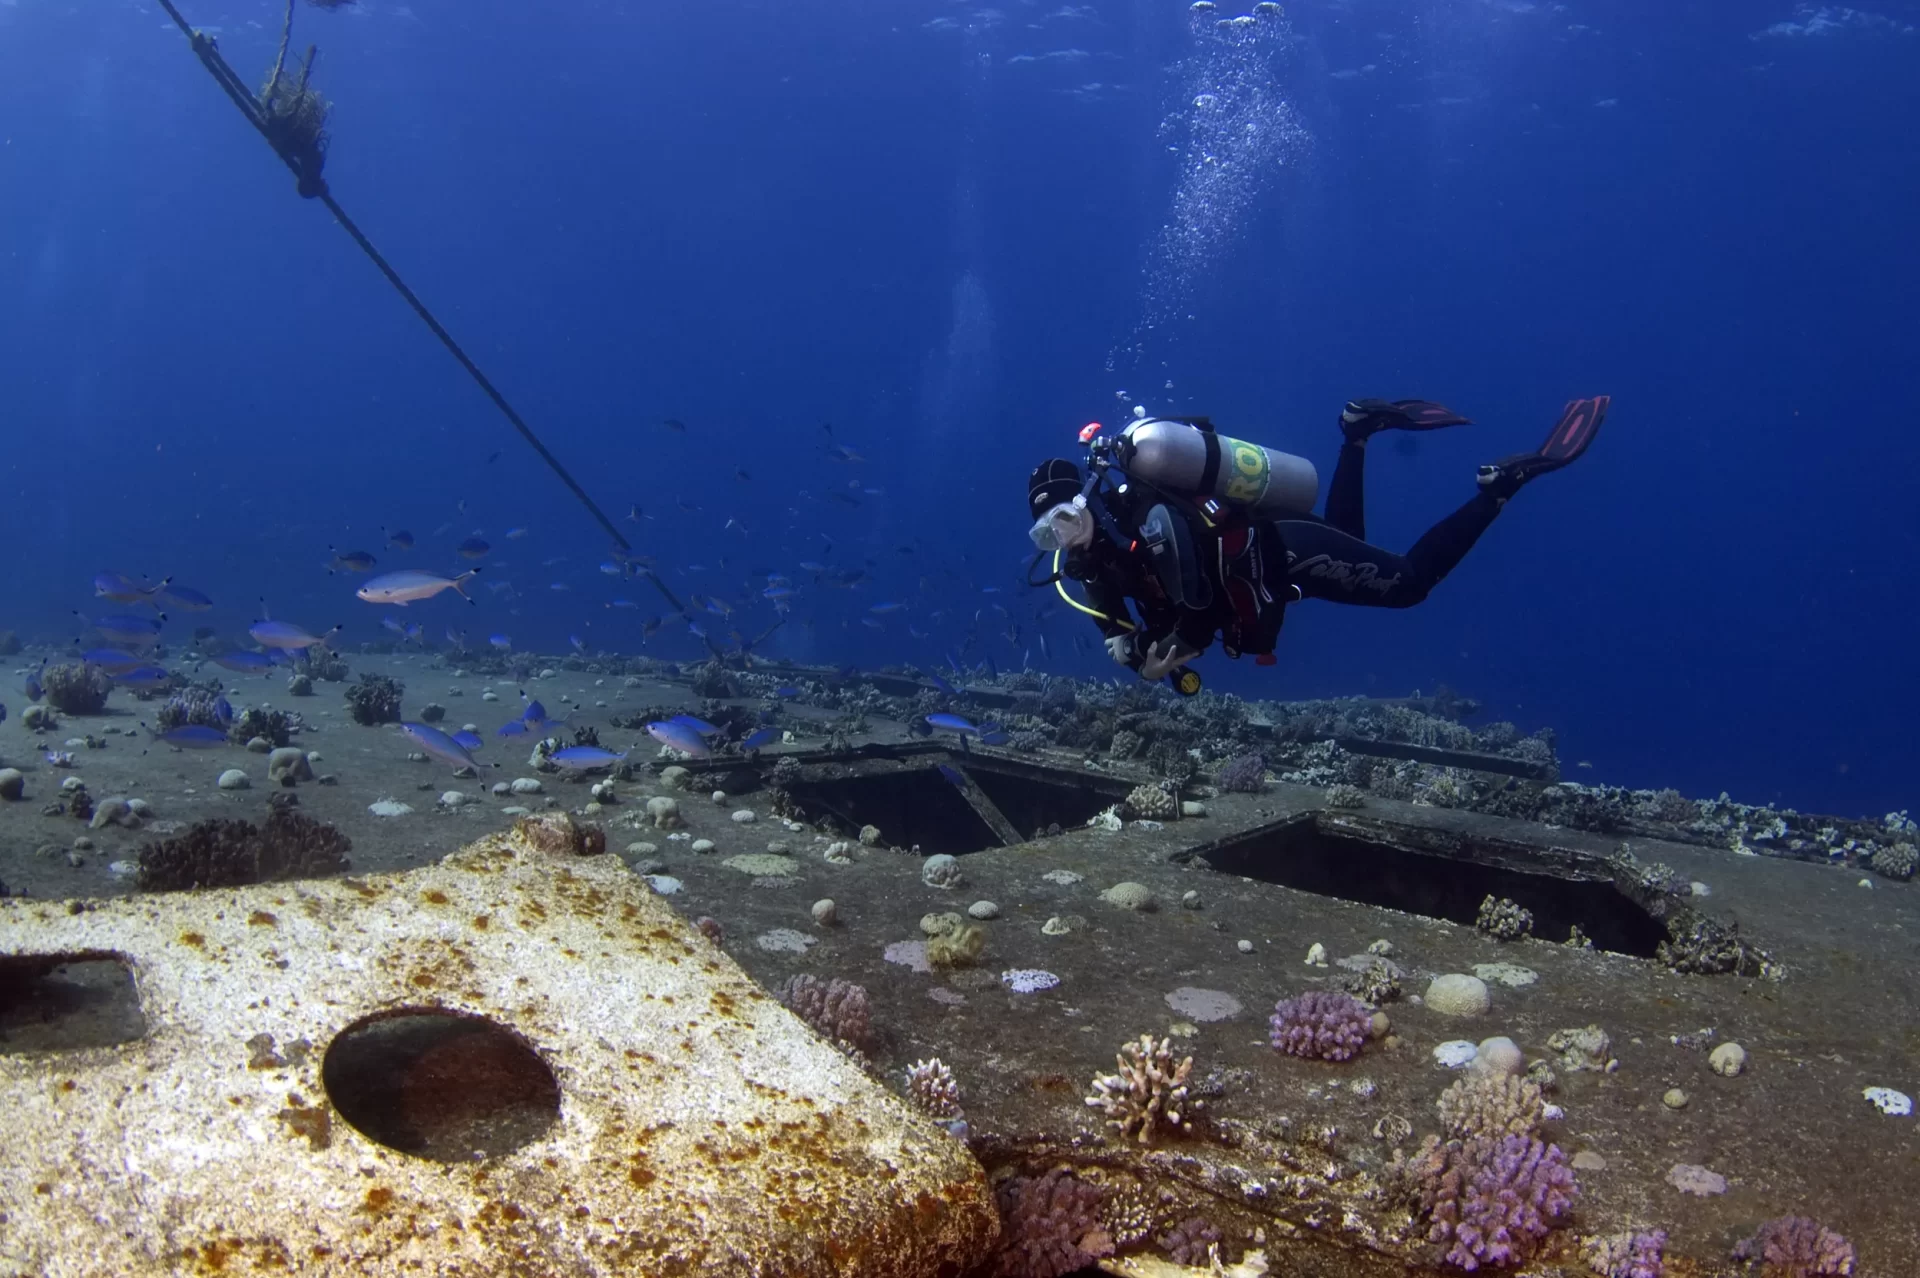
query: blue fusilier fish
548 746 627 771
153 724 228 749
399 722 478 772
925 713 982 736
94 572 168 605
740 727 779 750
669 714 722 737
76 648 140 675
114 667 173 693
497 720 530 738
158 583 214 611
356 569 480 606
213 695 233 726
936 763 967 788
489 634 512 651
90 613 166 646
212 650 275 673
249 620 342 651
645 719 711 757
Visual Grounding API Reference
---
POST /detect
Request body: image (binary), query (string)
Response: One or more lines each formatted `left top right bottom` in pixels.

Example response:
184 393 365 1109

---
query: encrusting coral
135 809 352 892
42 662 112 714
1085 1033 1197 1143
344 672 404 725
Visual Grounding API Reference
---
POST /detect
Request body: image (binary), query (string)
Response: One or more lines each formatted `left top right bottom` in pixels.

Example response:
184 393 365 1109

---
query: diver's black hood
1027 458 1082 520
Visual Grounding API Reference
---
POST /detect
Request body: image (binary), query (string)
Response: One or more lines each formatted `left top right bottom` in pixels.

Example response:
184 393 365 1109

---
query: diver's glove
1138 637 1198 682
1105 634 1137 667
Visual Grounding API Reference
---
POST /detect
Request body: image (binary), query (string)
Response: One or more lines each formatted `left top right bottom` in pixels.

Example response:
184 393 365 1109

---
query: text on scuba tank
1223 441 1270 505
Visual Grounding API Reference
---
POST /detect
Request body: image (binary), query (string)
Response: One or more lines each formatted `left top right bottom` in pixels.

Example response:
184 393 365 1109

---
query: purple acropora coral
1733 1215 1856 1276
1215 751 1267 793
1622 1231 1667 1278
1269 989 1372 1062
1421 1135 1578 1270
1591 1230 1668 1278
992 1168 1113 1278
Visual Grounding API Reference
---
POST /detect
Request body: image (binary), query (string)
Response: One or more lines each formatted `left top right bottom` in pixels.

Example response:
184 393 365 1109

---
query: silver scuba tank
1118 416 1319 518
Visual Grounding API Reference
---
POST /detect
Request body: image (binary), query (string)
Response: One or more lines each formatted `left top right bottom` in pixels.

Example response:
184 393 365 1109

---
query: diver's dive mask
1028 497 1095 553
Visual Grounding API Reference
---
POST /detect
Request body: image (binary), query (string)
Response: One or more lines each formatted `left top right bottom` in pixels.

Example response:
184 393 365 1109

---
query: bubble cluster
1111 2 1308 370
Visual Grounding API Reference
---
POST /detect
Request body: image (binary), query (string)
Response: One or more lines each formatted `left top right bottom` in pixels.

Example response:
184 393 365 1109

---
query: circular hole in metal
321 1009 560 1162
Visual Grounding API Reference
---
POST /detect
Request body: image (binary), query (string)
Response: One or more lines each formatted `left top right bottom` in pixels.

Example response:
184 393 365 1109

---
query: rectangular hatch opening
1 952 147 1054
1196 817 1669 959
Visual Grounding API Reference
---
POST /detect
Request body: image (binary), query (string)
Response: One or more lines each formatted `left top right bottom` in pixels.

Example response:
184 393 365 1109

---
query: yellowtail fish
355 568 481 606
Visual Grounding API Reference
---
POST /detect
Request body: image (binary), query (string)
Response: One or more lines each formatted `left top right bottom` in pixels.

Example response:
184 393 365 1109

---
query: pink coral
1269 989 1371 1062
1413 1134 1577 1270
992 1168 1113 1278
1733 1216 1855 1277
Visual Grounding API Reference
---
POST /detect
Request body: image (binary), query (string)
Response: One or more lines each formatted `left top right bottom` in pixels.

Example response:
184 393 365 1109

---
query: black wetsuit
1278 437 1504 609
1067 437 1503 664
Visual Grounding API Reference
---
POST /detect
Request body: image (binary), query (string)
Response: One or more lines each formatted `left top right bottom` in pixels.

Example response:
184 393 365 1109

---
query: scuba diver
1027 396 1608 689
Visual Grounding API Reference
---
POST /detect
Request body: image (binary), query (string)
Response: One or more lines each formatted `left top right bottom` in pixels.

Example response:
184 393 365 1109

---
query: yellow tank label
1220 437 1271 505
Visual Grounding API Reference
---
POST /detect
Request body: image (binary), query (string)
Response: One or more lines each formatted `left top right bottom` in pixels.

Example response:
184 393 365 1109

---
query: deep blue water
2 0 1915 815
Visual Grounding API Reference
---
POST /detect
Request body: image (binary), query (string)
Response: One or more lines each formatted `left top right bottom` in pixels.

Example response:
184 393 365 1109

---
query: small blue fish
774 687 800 698
95 571 163 604
687 622 707 640
399 722 478 772
93 613 167 645
158 725 228 749
599 561 624 577
77 648 140 675
548 746 627 770
925 713 980 735
212 651 275 673
385 527 415 550
741 727 779 750
505 527 529 540
980 729 1010 746
669 714 721 736
213 696 233 725
328 547 377 574
569 635 586 653
249 620 341 652
456 537 491 559
869 602 905 614
451 730 484 752
608 598 638 609
763 586 798 601
928 672 957 695
159 584 214 611
936 763 966 788
114 667 173 692
646 719 711 757
489 634 512 650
